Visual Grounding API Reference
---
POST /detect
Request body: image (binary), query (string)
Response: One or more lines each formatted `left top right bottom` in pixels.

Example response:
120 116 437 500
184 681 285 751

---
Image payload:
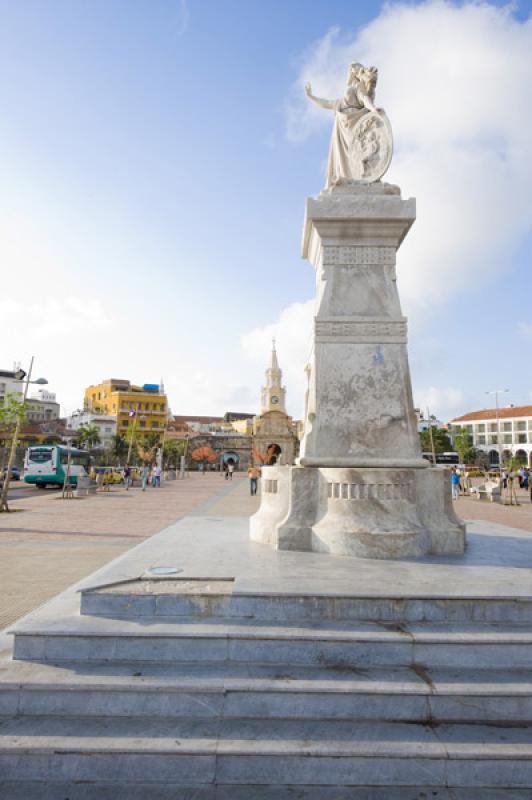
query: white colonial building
67 411 117 447
450 405 532 466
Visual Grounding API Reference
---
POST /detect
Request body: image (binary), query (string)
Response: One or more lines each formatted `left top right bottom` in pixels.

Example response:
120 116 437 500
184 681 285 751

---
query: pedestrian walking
504 469 519 506
152 464 162 488
248 464 260 496
227 462 234 481
141 465 149 491
123 463 132 491
450 467 460 501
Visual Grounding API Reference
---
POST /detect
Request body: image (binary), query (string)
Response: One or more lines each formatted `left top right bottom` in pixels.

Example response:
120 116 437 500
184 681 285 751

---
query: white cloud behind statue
1 1 530 425
243 0 532 421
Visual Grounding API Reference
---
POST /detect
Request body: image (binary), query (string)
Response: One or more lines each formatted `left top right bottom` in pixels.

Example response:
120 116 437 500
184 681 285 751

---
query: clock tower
253 341 298 465
260 340 286 414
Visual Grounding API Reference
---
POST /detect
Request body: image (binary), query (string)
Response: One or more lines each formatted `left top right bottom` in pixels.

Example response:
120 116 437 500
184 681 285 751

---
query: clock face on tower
271 396 279 405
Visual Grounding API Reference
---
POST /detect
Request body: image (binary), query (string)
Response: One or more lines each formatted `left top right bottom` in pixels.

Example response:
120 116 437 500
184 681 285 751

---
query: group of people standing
450 464 532 502
123 463 162 491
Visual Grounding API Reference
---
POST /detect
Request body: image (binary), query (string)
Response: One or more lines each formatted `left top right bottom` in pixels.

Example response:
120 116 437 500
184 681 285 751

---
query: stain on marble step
1 718 532 788
81 582 532 625
12 619 532 669
3 784 532 800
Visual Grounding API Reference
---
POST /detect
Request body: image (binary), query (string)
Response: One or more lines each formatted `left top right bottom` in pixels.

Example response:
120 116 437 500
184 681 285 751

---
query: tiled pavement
0 474 256 630
456 486 532 533
0 472 530 630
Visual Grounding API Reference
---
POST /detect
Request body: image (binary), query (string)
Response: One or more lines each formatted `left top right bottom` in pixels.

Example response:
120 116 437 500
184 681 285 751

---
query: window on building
517 421 526 431
489 423 498 432
490 435 498 445
151 421 158 428
517 433 527 444
476 424 485 433
122 420 128 428
503 422 512 432
146 403 151 410
503 434 512 444
140 420 146 428
477 436 486 445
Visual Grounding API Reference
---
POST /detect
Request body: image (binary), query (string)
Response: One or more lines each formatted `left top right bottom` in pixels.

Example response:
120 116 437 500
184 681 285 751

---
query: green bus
23 445 90 488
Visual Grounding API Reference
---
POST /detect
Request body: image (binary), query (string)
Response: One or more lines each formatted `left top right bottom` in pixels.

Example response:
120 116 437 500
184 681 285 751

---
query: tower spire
270 338 279 371
260 341 286 413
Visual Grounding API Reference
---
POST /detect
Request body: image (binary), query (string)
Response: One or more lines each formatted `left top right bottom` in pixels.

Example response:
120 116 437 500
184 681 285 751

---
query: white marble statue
305 62 393 187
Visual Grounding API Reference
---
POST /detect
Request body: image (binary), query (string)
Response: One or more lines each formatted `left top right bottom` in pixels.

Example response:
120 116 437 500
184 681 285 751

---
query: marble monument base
250 464 465 559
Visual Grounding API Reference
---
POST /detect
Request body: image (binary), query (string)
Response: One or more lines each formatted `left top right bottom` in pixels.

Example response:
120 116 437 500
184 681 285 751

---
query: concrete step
1 717 532 788
2 658 532 724
81 578 532 624
2 783 532 799
11 615 532 669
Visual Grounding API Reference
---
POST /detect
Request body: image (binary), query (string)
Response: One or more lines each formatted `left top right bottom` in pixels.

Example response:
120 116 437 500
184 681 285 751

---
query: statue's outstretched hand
304 82 312 97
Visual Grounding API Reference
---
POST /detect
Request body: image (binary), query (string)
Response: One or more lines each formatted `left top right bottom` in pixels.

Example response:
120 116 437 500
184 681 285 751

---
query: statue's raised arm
304 62 393 188
304 83 336 111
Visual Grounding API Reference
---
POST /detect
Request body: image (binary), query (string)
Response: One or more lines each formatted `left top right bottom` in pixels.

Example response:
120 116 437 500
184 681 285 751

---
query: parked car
2 465 21 481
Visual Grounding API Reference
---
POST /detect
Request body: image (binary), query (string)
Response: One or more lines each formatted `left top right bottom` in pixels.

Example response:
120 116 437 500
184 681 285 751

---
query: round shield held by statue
352 110 393 183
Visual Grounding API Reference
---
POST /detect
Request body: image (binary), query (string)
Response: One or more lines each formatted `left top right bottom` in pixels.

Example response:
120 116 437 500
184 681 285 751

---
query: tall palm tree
110 434 128 463
77 425 101 449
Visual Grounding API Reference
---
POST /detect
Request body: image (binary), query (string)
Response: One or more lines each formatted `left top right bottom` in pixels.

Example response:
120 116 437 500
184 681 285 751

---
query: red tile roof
451 405 532 422
172 415 224 424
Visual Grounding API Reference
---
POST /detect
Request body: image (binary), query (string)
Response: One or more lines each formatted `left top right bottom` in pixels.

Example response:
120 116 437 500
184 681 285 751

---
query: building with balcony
450 405 532 466
66 411 117 446
84 379 168 439
0 369 24 405
25 390 60 424
1 371 60 423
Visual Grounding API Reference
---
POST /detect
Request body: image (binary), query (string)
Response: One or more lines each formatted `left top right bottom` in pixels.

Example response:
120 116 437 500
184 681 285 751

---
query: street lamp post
0 357 48 513
485 389 509 470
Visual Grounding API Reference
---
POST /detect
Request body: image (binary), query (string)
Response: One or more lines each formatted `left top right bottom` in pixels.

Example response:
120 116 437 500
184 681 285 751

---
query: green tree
77 424 101 449
452 427 477 464
0 396 27 454
163 439 187 468
419 426 452 455
143 431 163 449
0 394 28 511
110 434 128 463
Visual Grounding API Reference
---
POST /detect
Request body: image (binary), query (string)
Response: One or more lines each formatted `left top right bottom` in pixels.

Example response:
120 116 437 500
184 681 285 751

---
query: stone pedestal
250 183 465 558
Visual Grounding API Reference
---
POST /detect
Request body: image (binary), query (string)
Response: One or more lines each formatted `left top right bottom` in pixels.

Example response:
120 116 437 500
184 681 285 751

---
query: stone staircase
1 578 532 798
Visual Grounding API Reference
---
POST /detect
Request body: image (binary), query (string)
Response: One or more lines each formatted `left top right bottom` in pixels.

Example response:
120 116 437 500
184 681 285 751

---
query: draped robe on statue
326 85 370 187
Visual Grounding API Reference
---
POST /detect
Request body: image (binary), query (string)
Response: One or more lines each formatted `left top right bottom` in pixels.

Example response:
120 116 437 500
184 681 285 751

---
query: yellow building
84 378 168 439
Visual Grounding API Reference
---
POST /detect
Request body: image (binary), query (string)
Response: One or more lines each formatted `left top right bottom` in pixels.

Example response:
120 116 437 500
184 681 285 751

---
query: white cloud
0 296 111 340
241 300 314 418
165 370 257 417
517 321 532 338
171 0 189 37
284 1 532 318
240 2 532 419
414 385 465 421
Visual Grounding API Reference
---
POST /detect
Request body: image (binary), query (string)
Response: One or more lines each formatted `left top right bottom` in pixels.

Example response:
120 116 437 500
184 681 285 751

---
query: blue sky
1 0 531 421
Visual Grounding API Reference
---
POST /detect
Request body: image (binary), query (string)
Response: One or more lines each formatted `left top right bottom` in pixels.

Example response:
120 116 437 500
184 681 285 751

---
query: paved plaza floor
0 474 530 631
0 474 250 630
